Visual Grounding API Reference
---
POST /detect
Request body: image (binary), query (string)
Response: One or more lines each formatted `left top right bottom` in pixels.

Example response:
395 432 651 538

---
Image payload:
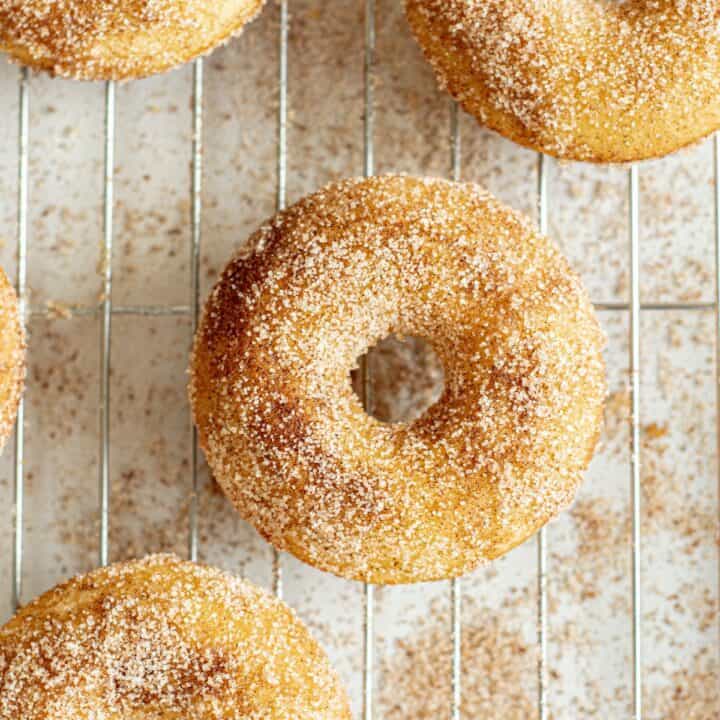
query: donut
0 0 265 80
0 266 24 451
0 554 351 719
405 0 720 163
190 174 606 584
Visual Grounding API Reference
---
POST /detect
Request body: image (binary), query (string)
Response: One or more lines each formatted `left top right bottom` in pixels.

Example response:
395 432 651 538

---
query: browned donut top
0 555 351 719
191 175 606 584
0 0 265 80
406 0 720 162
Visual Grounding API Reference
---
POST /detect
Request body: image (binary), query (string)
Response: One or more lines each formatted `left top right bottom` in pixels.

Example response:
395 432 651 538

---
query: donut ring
0 555 351 719
190 175 606 584
0 0 265 80
0 266 24 451
405 0 720 163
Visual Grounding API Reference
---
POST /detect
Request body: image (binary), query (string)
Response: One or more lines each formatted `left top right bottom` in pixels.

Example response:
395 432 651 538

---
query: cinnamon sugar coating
0 0 266 80
0 555 351 719
405 0 720 163
0 266 24 452
190 175 607 584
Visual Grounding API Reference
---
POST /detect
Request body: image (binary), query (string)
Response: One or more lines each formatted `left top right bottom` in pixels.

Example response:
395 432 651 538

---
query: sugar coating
0 0 266 80
190 175 607 585
405 0 720 162
0 554 351 719
0 266 24 452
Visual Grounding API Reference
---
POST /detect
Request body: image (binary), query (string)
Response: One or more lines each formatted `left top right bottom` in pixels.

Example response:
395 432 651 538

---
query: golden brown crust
190 175 607 584
405 0 720 163
0 266 24 452
0 0 266 81
0 555 351 719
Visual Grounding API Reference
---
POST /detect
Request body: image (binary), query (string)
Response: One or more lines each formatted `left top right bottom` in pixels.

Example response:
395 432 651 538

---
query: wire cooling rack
5 3 719 719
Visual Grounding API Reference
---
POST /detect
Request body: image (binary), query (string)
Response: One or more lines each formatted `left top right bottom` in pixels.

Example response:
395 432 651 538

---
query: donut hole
351 335 445 424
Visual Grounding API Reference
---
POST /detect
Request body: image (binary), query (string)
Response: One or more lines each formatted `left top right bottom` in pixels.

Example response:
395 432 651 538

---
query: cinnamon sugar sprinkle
406 0 720 160
0 1 716 715
0 554 349 718
0 0 265 79
380 599 535 719
190 174 606 583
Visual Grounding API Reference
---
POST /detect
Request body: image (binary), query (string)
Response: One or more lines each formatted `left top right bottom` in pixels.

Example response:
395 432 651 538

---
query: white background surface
0 2 718 718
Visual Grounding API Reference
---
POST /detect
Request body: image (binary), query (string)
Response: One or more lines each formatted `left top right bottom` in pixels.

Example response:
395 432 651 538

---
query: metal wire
449 101 462 720
364 0 375 181
29 304 190 318
715 134 720 683
272 0 289 601
362 2 376 718
188 58 204 564
277 0 288 214
537 153 549 720
98 80 116 569
11 67 29 614
23 300 718 319
595 301 714 312
8 9 720 720
628 164 642 720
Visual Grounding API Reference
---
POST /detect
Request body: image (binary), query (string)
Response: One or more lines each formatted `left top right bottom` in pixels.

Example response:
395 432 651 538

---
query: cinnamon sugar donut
405 0 720 163
0 266 24 451
0 555 351 719
190 175 606 584
0 0 265 80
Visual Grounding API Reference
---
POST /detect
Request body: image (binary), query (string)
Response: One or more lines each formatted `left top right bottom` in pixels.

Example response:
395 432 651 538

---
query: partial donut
0 555 351 719
0 0 266 80
405 0 720 163
190 175 606 585
0 266 24 451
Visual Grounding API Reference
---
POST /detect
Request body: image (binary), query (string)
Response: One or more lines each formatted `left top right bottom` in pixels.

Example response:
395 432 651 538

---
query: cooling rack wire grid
2 3 718 719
